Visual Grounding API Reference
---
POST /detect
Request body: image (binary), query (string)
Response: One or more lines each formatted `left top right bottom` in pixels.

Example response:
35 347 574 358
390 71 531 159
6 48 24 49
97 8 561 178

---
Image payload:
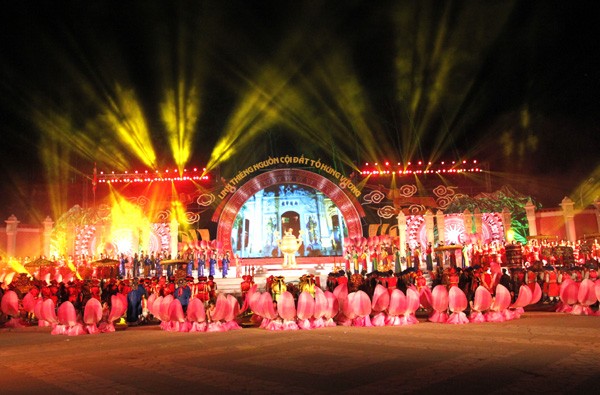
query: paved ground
1 312 599 394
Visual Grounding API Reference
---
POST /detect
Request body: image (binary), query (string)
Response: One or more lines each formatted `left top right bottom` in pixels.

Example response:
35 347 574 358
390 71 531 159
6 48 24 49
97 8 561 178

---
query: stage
212 256 342 296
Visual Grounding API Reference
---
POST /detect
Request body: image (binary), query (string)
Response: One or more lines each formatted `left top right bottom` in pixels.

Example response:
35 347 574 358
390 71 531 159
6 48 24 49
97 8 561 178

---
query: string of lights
360 160 485 176
97 167 210 183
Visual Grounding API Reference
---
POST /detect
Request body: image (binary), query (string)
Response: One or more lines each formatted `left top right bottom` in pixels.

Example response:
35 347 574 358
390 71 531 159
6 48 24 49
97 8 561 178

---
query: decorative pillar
524 198 538 237
170 216 179 259
251 191 264 253
424 210 434 247
463 209 473 237
473 208 483 242
594 200 600 233
316 192 331 249
43 216 54 258
98 220 109 256
5 215 19 258
561 196 576 242
397 211 407 258
501 207 512 241
435 210 445 244
67 224 76 257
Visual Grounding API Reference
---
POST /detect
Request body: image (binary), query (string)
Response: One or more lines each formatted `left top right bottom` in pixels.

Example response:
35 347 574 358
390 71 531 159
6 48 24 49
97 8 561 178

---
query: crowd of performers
107 250 236 279
342 237 600 274
0 249 236 288
1 264 599 335
1 237 599 334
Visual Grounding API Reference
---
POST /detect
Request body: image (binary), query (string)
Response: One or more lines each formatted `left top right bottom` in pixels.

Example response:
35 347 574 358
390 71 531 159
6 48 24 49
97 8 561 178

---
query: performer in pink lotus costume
322 290 338 327
419 285 433 315
100 293 127 333
157 295 173 330
261 291 282 331
334 283 352 326
186 297 207 332
384 289 404 326
1 290 23 328
371 284 390 326
351 290 372 327
224 294 242 330
277 291 299 330
571 279 597 315
447 286 469 324
83 297 103 334
556 278 578 313
206 294 231 332
34 298 50 327
429 285 449 323
508 285 532 320
56 301 86 336
167 299 190 332
401 287 420 325
22 289 39 323
312 287 329 328
485 284 511 322
469 286 492 323
41 298 58 329
297 291 315 329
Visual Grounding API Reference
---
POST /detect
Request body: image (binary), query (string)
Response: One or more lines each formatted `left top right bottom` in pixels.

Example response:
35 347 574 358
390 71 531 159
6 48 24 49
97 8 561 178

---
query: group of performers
0 273 223 326
0 249 236 285
343 237 600 274
114 250 234 279
1 235 599 333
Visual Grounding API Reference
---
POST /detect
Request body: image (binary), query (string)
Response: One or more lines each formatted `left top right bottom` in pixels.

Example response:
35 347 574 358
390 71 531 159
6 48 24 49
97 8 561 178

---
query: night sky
1 0 599 223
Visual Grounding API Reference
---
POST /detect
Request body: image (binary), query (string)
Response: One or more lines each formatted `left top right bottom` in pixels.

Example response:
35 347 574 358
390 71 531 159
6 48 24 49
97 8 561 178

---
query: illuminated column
5 215 19 258
397 211 407 258
474 208 483 242
424 210 434 246
316 192 330 248
501 207 512 241
595 200 600 232
67 224 75 257
463 209 473 237
243 203 250 256
524 198 538 237
561 197 576 242
43 216 54 258
98 220 108 255
251 191 264 254
170 216 179 258
435 210 445 244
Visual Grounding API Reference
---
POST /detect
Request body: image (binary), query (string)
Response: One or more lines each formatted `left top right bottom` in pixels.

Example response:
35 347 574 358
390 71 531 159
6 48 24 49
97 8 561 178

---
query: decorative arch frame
215 169 365 253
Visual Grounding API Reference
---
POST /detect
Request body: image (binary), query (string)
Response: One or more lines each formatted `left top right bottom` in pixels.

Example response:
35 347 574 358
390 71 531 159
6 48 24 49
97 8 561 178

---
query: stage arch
215 168 365 254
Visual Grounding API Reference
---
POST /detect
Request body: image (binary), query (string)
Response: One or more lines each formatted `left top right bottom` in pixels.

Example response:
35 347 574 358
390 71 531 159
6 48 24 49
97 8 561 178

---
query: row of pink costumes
148 292 242 332
555 278 600 315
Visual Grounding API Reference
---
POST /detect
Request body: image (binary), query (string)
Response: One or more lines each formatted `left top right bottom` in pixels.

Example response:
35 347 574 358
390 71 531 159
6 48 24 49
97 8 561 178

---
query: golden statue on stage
277 228 303 268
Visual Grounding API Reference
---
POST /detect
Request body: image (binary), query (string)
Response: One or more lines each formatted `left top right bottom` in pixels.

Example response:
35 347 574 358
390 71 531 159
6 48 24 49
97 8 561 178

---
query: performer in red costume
545 266 559 303
448 268 459 289
40 281 52 300
240 275 254 299
165 276 176 296
415 270 427 292
207 275 217 301
525 268 538 293
49 280 59 305
337 271 348 289
90 279 101 301
480 269 496 296
196 276 210 303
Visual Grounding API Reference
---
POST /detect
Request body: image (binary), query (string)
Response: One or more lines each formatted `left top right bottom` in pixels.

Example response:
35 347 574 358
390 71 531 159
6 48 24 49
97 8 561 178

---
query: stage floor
1 312 598 394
